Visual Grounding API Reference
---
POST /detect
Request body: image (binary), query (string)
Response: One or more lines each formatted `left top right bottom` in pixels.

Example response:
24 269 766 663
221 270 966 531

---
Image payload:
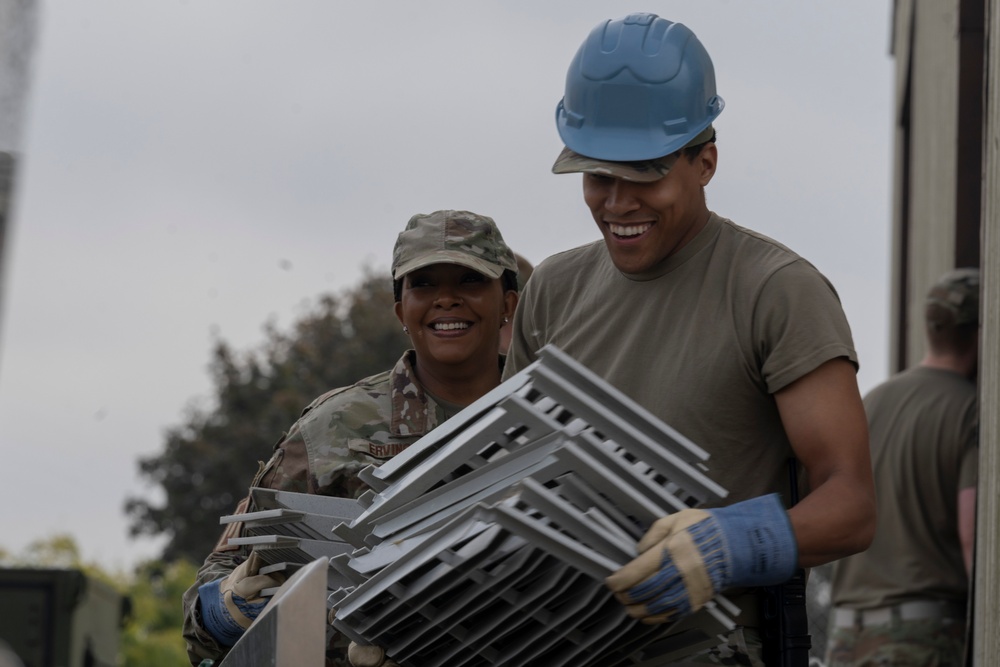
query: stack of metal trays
323 345 738 666
220 487 364 592
219 345 738 665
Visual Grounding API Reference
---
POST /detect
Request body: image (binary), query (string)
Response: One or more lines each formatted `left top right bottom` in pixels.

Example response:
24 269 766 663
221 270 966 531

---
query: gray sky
0 1 894 571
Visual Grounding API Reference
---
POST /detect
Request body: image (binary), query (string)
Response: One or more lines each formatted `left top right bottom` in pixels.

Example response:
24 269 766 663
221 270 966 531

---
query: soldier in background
181 210 520 666
826 268 980 667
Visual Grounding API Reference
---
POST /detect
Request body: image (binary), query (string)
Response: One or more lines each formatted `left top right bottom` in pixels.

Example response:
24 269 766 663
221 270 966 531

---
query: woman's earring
402 325 409 334
503 317 509 324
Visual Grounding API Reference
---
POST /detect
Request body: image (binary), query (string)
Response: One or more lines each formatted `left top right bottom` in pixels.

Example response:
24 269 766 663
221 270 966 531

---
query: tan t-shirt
504 212 857 505
831 366 978 608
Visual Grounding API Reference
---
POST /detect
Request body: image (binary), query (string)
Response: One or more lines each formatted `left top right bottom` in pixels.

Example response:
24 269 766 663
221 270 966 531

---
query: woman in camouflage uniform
182 210 520 666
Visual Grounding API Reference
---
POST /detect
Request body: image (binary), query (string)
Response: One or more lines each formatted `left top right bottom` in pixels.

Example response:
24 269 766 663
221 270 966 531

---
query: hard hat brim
551 147 678 183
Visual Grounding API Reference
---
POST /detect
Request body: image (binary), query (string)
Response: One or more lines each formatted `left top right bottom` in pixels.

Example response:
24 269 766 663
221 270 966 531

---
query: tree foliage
125 271 409 563
119 559 199 666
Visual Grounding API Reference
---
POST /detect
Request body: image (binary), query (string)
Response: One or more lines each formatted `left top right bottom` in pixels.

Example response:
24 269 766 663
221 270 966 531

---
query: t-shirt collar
619 212 722 282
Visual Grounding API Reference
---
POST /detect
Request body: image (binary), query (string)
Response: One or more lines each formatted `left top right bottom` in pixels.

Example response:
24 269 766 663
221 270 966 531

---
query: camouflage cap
926 267 980 327
551 124 715 182
392 210 518 280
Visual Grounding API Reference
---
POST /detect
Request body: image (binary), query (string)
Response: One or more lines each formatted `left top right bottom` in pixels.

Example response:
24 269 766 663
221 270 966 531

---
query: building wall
891 0 962 370
973 2 999 661
892 0 998 659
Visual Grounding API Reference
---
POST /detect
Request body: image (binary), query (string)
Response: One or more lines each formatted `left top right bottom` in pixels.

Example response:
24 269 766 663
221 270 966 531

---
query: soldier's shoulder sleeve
254 417 313 495
251 376 390 495
306 364 393 409
296 374 396 497
302 371 393 422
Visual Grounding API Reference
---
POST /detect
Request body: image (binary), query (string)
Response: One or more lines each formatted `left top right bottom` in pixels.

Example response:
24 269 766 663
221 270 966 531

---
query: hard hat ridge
583 15 688 85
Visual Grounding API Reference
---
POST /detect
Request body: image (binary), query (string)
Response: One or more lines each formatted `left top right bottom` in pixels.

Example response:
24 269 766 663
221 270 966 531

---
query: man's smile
608 222 653 239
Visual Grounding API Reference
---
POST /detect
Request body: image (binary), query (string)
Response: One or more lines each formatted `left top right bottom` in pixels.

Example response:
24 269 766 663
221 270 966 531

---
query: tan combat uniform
827 366 978 667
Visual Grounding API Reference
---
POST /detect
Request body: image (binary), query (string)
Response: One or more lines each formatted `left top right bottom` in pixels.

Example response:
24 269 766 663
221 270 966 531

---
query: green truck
0 568 128 667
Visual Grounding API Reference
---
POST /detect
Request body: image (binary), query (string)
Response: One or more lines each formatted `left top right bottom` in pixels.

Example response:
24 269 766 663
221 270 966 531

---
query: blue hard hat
556 13 725 161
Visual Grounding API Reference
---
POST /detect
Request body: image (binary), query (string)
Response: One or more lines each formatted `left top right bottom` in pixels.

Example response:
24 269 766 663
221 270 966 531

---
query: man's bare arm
775 357 876 568
958 486 976 576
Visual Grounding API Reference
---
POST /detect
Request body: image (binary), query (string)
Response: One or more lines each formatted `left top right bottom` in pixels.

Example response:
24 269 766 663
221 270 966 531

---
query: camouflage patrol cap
392 210 518 280
926 267 980 327
551 124 716 183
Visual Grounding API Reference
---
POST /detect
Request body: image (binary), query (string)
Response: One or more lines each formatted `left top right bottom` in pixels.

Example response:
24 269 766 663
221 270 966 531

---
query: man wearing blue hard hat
504 13 876 665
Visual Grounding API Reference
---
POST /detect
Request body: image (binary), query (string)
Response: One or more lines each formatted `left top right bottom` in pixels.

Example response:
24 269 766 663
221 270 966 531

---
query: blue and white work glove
197 552 285 646
605 493 797 623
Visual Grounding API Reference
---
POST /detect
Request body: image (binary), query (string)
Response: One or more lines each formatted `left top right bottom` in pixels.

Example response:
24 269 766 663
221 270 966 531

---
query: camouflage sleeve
263 396 396 499
180 544 249 665
256 420 314 494
244 413 370 497
181 391 393 664
180 423 312 665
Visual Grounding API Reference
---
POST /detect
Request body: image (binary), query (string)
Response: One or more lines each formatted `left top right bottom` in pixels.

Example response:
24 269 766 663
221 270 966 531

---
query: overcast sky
0 1 894 571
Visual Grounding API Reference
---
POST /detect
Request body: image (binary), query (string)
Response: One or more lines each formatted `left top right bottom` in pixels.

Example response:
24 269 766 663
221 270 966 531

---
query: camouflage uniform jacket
181 350 447 666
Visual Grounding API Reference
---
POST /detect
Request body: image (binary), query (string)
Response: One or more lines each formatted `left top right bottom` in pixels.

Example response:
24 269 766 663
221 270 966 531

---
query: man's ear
698 143 718 186
394 300 404 327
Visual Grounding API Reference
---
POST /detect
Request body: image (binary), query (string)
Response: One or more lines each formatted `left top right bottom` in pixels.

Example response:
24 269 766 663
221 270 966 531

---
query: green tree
15 534 83 569
119 559 198 666
125 271 408 563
